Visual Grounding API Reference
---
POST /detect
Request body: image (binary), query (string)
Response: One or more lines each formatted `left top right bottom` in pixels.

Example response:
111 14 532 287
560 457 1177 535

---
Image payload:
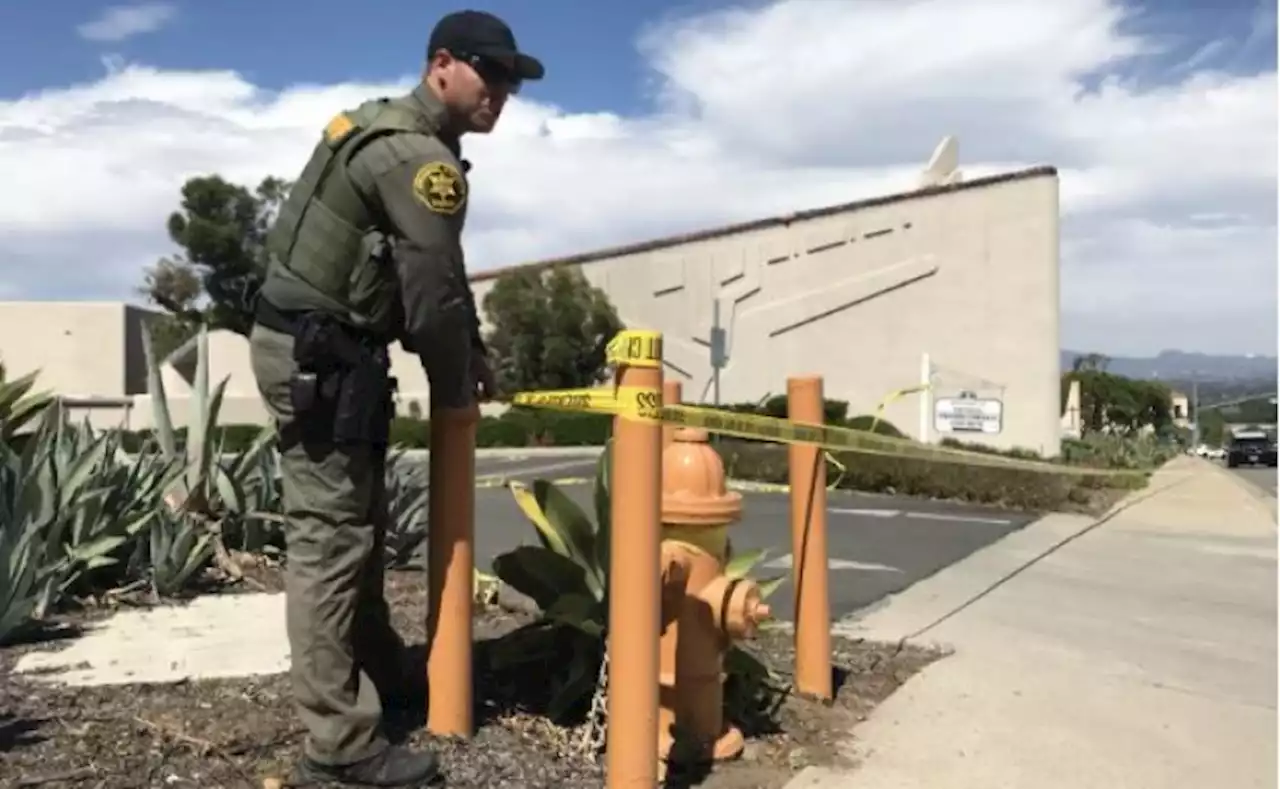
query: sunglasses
454 51 522 94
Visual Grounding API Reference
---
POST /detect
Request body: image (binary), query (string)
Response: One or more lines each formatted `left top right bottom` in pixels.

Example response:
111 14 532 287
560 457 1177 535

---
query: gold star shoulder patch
412 160 467 215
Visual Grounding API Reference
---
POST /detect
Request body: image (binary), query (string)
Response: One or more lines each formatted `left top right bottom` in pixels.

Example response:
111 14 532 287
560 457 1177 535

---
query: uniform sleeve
348 134 484 407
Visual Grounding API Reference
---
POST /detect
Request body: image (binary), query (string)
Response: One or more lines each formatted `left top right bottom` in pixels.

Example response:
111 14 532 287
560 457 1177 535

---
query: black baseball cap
427 10 545 81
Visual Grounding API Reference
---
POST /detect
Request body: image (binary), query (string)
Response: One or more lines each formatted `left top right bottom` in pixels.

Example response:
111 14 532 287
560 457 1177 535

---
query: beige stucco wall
0 166 1061 455
0 301 150 431
470 167 1063 456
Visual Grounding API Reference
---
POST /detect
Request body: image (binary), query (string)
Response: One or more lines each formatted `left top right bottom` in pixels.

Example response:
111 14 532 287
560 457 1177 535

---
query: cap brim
513 53 544 80
478 47 545 80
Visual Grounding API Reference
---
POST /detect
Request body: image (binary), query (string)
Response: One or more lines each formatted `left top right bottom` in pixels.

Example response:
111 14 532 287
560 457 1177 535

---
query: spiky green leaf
491 545 594 612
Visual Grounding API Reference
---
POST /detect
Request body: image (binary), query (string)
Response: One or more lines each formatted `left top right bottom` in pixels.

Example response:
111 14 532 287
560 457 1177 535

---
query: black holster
276 309 396 447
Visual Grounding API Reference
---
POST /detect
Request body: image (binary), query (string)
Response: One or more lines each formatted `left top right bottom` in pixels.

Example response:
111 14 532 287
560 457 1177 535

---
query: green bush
379 396 905 451
717 440 1149 513
485 442 788 726
389 416 430 448
939 437 1044 461
940 433 1179 472
384 408 614 449
759 394 849 423
719 395 853 425
162 394 901 450
841 414 907 438
1059 433 1180 470
482 409 612 447
118 424 268 454
0 326 434 644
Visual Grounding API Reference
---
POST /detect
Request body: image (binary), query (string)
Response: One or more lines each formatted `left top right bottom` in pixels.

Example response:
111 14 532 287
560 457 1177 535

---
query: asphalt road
413 452 1036 621
1230 467 1277 498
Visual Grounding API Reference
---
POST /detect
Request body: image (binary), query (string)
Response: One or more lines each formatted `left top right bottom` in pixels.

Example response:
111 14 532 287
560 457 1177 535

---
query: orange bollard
606 335 664 789
662 379 683 449
787 376 833 701
426 403 480 737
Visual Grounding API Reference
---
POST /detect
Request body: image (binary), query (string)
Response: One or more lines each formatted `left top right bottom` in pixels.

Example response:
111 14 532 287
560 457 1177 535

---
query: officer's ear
426 48 455 74
461 159 471 173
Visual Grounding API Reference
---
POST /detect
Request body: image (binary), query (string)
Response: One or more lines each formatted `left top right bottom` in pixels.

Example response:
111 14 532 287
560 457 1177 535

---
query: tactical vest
258 96 441 337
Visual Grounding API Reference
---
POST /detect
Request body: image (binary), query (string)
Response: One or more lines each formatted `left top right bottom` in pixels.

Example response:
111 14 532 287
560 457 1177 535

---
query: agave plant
488 442 613 721
212 439 284 555
148 507 217 598
0 407 181 644
140 325 278 580
490 440 787 724
383 451 430 568
0 360 56 443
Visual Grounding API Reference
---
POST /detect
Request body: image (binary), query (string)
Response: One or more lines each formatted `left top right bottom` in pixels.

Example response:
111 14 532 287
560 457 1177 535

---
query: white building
0 151 1062 455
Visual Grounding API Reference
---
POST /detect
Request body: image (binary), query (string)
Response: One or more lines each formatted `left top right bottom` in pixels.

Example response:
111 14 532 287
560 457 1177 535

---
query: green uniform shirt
345 85 483 356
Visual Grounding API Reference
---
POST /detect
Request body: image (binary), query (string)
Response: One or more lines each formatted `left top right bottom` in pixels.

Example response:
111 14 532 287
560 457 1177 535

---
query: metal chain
573 642 610 762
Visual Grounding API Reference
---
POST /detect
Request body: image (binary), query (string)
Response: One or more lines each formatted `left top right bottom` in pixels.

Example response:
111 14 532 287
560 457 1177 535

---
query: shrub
759 394 849 423
384 409 614 449
841 414 907 438
939 437 1044 461
118 424 267 454
482 408 612 447
1059 433 1180 470
389 417 430 448
484 441 786 727
0 328 433 644
717 439 1150 513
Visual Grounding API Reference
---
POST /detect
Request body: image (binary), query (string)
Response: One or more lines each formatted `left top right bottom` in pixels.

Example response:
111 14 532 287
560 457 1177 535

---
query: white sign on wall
934 394 1003 434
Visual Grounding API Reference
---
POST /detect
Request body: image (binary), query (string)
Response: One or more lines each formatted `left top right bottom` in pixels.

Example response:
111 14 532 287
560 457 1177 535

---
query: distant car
1191 444 1227 460
1226 433 1277 468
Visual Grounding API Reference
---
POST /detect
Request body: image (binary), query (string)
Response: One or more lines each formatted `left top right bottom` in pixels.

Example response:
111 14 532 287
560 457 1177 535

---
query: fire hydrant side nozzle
657 427 769 767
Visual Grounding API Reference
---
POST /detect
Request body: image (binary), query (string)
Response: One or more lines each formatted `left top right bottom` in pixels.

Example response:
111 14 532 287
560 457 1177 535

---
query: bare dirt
1 568 944 789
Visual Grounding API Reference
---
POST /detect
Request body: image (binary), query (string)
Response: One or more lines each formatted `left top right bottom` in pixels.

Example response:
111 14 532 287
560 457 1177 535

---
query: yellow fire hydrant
657 427 771 765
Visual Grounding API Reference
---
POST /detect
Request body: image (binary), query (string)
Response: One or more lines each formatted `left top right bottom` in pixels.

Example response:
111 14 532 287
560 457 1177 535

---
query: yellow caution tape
506 329 666 424
510 387 1149 477
605 329 663 368
509 328 1150 476
512 385 662 424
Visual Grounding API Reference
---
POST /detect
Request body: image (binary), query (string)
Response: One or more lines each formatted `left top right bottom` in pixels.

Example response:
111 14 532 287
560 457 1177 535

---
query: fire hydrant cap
725 579 769 639
674 427 710 443
662 425 742 524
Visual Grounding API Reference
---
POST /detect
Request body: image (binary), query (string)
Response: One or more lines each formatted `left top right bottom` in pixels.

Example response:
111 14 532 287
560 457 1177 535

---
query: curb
467 476 798 492
414 446 605 461
1198 456 1278 524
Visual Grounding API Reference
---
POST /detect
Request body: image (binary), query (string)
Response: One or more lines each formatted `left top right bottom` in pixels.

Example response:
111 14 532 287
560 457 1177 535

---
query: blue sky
0 0 720 112
3 0 1273 111
0 0 1275 356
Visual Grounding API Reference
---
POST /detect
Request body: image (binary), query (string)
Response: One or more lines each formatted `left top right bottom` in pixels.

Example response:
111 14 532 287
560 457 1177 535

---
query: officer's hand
471 353 498 402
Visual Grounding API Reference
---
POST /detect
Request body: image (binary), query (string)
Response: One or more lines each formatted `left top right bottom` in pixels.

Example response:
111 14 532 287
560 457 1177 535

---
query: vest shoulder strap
264 96 441 271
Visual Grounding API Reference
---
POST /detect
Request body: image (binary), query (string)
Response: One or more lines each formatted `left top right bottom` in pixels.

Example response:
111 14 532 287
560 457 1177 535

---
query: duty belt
255 297 390 370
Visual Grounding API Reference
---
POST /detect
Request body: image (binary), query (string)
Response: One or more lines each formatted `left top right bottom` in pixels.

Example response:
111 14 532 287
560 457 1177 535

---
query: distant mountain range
1060 350 1277 382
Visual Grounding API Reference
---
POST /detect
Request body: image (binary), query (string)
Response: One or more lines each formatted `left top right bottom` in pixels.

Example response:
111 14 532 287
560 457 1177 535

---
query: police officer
247 10 544 787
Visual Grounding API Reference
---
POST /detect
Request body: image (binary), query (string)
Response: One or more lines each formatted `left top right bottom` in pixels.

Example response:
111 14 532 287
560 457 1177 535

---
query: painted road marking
762 553 902 573
904 511 1013 526
829 507 1013 526
474 458 599 485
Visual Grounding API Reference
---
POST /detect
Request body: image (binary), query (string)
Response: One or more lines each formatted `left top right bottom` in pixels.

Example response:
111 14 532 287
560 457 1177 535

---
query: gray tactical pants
248 323 406 767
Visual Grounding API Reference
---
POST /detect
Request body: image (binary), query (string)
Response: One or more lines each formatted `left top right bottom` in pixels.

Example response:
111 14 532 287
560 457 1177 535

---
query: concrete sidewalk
791 456 1277 789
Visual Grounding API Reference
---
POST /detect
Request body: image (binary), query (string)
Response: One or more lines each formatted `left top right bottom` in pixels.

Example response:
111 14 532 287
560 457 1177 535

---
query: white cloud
77 2 177 43
3 0 1275 355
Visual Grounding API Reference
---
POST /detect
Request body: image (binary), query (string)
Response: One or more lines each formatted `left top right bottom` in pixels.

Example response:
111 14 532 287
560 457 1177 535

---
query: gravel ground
0 568 944 789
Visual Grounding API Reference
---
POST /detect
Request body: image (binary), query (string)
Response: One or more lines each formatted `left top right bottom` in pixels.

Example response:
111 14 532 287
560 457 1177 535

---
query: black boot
297 743 442 787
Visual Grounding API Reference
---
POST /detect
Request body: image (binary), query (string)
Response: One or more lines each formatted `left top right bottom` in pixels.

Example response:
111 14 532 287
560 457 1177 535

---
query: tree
1063 368 1173 435
1195 408 1228 446
139 174 290 354
481 265 624 394
1071 352 1110 373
